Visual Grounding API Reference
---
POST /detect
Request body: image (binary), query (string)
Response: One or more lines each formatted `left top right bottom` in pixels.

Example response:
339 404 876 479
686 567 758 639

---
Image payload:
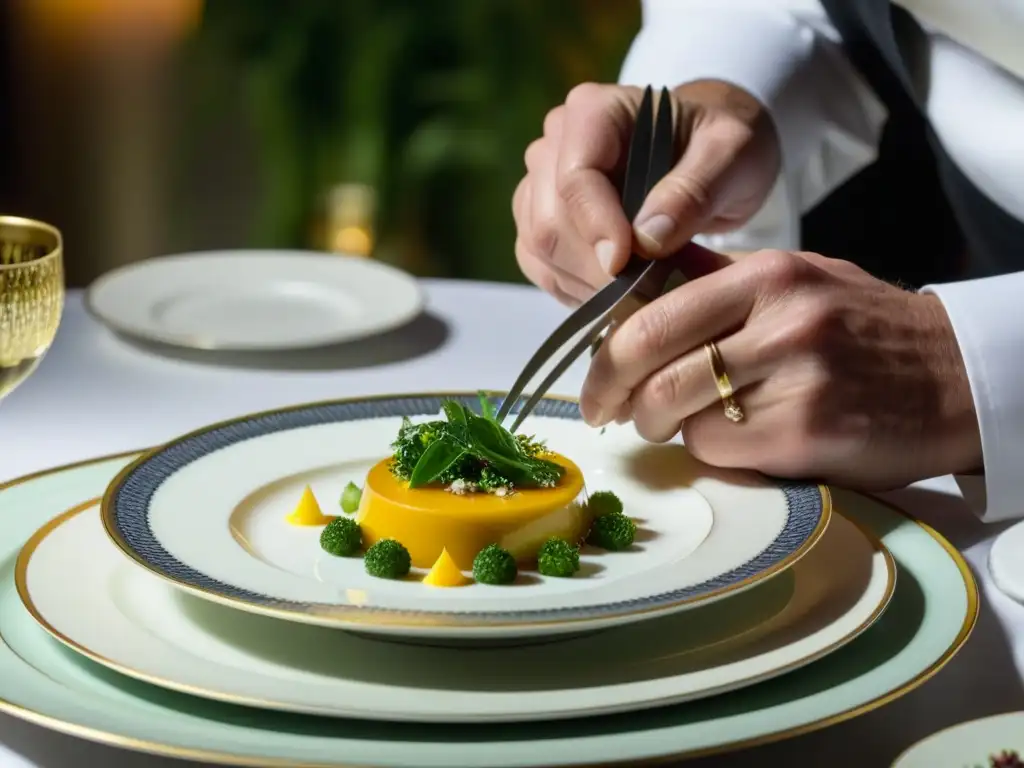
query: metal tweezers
496 85 682 432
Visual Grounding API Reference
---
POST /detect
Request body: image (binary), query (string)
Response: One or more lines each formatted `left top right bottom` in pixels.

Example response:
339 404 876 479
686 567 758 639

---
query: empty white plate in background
85 250 424 351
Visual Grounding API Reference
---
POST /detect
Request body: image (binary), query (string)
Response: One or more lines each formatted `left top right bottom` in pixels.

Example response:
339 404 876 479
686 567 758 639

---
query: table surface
1 279 1022 768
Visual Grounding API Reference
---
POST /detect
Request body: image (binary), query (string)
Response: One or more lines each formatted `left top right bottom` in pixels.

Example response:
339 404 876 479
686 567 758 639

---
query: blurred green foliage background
185 1 639 282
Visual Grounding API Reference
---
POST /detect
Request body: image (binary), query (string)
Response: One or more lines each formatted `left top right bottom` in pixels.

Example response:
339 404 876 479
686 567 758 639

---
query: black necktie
817 0 1024 278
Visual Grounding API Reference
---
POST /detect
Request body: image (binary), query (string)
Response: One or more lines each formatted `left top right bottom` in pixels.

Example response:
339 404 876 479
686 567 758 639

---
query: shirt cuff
620 4 832 201
923 273 1024 522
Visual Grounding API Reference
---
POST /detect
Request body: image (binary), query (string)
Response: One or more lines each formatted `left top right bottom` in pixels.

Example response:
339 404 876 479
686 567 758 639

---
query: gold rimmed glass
0 216 64 400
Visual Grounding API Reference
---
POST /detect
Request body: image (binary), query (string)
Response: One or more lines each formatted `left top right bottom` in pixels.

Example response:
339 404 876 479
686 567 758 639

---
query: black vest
810 0 1024 281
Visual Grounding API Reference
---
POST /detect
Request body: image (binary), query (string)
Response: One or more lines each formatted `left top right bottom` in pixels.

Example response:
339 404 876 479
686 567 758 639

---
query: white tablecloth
1 279 1022 768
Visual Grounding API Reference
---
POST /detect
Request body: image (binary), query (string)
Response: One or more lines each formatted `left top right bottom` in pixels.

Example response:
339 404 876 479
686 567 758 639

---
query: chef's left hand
581 247 983 490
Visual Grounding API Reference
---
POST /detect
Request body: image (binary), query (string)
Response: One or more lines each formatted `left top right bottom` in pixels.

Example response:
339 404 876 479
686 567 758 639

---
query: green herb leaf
409 438 465 487
442 400 468 431
392 398 564 491
477 391 497 421
465 409 563 486
466 413 524 463
474 446 532 482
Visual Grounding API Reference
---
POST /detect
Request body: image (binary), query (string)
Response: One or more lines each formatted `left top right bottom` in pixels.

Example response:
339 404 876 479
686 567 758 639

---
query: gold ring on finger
704 341 744 423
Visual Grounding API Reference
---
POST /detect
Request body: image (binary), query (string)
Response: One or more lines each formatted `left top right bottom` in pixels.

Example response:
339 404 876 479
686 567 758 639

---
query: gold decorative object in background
190 1 640 283
318 183 377 257
0 217 64 400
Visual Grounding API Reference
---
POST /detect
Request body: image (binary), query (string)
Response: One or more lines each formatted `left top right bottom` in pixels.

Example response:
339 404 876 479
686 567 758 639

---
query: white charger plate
891 711 1024 767
989 520 1024 605
0 454 976 766
100 394 831 639
85 250 424 351
19 499 893 723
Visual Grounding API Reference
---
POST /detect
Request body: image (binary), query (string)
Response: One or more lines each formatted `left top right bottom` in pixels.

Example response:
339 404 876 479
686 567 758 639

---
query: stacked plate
2 393 978 766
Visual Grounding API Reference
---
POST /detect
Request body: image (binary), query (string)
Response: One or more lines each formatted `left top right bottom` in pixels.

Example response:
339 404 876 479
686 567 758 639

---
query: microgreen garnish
390 399 563 492
407 438 466 488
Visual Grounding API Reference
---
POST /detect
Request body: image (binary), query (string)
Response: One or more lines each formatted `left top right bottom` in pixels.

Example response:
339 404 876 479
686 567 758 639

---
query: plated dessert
100 392 830 638
287 394 640 587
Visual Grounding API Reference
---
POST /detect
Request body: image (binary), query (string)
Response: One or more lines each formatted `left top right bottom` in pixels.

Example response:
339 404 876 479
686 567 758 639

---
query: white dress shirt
618 0 1024 522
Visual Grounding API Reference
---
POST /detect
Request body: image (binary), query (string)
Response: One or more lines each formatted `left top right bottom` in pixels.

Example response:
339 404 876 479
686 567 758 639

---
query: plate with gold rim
0 454 975 766
100 393 830 639
18 499 893 722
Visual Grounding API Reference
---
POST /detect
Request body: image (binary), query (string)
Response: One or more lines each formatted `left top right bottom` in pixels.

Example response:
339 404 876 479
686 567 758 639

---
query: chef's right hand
512 80 781 305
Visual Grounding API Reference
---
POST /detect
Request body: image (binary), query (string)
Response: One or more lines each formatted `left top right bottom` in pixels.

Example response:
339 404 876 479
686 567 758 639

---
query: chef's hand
512 80 779 305
581 248 983 490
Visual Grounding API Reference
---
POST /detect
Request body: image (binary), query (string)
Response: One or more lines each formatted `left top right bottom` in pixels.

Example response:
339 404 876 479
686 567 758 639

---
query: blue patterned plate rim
99 392 831 629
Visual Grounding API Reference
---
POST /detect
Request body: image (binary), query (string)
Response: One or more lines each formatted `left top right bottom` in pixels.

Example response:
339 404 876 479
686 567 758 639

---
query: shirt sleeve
619 3 1023 521
923 274 1024 522
618 0 889 251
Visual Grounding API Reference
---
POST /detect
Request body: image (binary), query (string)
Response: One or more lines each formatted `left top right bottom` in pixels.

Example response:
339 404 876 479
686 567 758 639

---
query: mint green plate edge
0 451 979 768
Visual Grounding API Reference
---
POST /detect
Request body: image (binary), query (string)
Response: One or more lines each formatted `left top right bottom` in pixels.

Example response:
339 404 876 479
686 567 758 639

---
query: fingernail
595 240 616 274
635 214 675 252
583 403 609 427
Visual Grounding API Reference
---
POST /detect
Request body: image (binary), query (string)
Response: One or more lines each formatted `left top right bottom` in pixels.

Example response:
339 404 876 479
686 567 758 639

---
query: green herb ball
319 517 362 556
364 539 412 579
339 482 362 514
472 544 518 585
587 514 636 551
537 537 580 578
587 490 623 517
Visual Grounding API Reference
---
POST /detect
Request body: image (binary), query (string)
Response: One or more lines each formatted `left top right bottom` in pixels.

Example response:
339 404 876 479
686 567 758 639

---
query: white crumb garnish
448 478 478 495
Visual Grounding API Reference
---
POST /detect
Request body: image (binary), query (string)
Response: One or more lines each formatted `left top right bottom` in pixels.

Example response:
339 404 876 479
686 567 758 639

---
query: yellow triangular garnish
285 485 332 526
423 547 470 587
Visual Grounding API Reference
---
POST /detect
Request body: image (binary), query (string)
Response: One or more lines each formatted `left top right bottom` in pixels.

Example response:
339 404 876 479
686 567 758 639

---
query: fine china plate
891 712 1024 767
0 454 975 766
100 394 831 639
85 250 424 351
18 500 893 723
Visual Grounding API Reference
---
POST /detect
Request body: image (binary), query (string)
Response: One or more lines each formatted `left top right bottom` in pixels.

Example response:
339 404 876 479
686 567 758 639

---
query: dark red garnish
991 750 1024 768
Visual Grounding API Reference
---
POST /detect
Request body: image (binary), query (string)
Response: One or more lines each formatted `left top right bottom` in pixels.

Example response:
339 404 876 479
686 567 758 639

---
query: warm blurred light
8 0 201 282
14 0 202 44
325 184 377 257
333 226 373 256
